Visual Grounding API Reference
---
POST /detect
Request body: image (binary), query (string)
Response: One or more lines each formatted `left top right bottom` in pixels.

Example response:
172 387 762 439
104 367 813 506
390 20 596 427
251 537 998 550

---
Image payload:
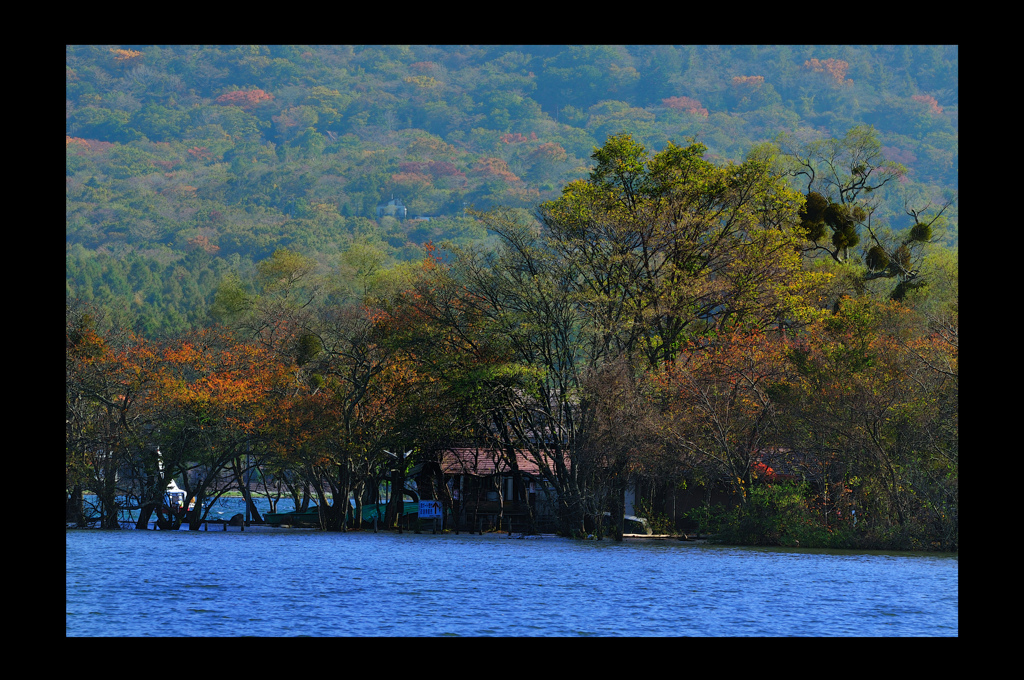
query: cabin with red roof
413 446 565 533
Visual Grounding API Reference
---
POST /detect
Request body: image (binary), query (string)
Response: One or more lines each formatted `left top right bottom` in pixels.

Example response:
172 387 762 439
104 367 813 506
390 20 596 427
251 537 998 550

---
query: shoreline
64 524 957 555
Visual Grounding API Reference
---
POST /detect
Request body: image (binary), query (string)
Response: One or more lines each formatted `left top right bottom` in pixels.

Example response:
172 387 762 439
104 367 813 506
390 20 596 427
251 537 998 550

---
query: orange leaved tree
651 328 792 503
141 327 295 530
66 300 160 528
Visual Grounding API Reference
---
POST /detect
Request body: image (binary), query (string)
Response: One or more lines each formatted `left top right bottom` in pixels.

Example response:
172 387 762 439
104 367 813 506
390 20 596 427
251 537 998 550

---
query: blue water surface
66 530 957 637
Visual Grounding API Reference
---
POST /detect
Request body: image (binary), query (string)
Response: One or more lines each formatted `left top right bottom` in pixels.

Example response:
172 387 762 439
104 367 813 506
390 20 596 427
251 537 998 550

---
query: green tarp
360 502 420 522
266 502 421 526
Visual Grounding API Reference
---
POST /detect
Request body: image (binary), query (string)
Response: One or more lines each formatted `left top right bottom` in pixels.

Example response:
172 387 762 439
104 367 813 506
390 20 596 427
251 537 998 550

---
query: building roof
439 447 566 477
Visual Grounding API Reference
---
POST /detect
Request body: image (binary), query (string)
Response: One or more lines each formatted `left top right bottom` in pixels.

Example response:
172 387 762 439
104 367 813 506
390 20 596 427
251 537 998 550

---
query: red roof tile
439 447 565 476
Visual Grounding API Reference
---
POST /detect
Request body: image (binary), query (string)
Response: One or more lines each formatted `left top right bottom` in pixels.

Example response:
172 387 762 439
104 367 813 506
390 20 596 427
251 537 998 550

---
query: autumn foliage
65 108 956 546
215 88 275 109
186 234 220 254
661 96 709 117
652 328 792 498
731 75 765 87
404 75 440 89
803 58 851 85
911 94 943 114
187 146 213 161
500 132 537 144
470 157 521 184
110 48 143 64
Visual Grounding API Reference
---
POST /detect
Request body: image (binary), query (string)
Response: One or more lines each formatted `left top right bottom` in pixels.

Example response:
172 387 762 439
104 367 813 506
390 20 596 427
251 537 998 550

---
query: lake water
66 528 957 637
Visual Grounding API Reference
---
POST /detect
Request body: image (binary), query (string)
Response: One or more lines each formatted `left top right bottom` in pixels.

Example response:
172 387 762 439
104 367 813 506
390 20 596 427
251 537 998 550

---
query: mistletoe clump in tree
781 125 954 301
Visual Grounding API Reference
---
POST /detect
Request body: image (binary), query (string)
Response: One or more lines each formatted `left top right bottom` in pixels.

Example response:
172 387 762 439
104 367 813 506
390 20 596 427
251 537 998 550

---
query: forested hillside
68 46 958 547
66 45 957 336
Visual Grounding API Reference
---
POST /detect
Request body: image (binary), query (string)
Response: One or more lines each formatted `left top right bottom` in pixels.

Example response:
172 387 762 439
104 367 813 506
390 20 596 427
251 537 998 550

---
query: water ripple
67 530 956 637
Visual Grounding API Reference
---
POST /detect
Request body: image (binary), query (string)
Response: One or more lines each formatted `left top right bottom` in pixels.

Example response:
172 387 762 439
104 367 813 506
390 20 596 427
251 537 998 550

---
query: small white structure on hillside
376 196 407 219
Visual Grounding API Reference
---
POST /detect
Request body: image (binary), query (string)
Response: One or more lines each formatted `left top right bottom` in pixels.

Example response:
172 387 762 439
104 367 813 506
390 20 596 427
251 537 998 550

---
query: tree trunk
136 502 155 530
232 457 264 523
97 464 121 529
66 485 87 526
154 503 182 530
387 466 407 531
510 461 536 534
433 465 453 533
334 465 350 532
558 489 587 538
135 464 164 529
610 481 625 542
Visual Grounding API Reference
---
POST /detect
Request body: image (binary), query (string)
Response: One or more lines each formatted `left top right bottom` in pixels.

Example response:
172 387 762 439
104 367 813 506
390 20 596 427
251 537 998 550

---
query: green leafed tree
540 133 815 370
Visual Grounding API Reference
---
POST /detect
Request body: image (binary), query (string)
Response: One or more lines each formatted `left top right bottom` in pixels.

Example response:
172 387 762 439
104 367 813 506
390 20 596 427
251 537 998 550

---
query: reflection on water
66 530 957 637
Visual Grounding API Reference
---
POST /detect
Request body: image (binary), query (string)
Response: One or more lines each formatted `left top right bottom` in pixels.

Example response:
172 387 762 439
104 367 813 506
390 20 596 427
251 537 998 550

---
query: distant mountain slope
66 45 957 334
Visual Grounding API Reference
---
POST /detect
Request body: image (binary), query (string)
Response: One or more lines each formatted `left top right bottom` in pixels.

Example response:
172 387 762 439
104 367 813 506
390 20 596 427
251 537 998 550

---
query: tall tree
66 301 159 528
447 210 598 536
143 327 294 530
775 296 957 548
651 328 792 503
420 134 819 533
778 125 954 301
539 134 812 371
